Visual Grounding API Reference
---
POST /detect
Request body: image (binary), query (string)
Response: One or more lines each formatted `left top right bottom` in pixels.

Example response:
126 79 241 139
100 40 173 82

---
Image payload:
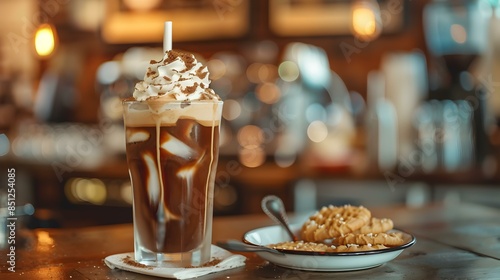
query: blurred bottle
477 1 500 176
424 0 494 171
381 52 428 164
365 71 397 171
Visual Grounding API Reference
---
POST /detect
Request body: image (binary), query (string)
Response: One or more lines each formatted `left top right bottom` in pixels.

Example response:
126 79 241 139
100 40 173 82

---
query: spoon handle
261 195 298 241
217 240 284 255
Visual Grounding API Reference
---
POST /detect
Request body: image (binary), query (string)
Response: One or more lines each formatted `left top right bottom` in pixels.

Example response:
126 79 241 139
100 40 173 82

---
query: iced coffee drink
123 50 222 266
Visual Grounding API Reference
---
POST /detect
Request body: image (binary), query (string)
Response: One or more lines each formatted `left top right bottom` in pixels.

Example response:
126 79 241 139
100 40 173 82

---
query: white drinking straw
163 21 172 53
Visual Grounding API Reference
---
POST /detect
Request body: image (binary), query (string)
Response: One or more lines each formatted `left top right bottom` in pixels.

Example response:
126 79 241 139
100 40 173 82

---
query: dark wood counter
1 202 500 279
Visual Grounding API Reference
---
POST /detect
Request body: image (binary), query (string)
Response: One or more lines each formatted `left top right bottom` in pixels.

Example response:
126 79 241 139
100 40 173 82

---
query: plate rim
242 224 416 257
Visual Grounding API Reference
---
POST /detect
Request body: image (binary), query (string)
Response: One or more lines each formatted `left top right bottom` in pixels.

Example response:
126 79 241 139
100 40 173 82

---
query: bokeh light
275 147 297 168
222 99 242 121
450 24 467 44
278 61 300 82
97 61 121 85
207 59 227 80
353 7 377 37
120 182 133 205
65 178 107 205
239 147 266 168
351 1 381 41
0 133 11 157
307 121 328 143
34 24 57 58
256 82 281 104
123 0 161 11
246 63 278 83
214 184 238 208
237 125 264 148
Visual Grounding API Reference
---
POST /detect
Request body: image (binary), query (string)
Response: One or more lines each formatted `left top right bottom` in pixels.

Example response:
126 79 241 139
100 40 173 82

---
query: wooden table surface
1 202 500 279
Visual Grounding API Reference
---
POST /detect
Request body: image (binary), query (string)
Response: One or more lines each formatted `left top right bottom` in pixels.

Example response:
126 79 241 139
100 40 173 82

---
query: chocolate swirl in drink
123 50 221 254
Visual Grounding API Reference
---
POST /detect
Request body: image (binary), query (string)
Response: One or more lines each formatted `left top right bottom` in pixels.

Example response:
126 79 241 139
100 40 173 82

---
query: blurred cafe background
1 0 500 231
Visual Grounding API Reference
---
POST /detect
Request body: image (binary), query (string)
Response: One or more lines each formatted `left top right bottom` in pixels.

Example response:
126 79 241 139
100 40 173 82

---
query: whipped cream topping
133 50 220 102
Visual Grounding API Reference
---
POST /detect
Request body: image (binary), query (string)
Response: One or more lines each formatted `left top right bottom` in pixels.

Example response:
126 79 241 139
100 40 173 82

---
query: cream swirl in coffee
133 50 220 102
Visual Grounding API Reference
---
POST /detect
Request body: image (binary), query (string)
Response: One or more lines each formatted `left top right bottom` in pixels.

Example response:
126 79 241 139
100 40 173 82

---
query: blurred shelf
3 151 500 189
2 148 499 228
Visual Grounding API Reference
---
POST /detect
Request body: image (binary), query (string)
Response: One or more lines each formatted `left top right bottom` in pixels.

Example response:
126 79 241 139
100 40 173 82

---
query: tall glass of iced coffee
123 50 222 266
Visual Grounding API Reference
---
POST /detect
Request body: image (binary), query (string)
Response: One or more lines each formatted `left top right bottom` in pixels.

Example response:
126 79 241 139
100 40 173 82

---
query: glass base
134 244 211 267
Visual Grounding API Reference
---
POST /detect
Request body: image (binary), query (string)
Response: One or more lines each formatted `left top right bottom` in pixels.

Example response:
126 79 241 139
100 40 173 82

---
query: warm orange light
222 99 242 121
353 8 376 35
256 83 281 104
36 231 54 252
237 125 264 149
239 147 266 168
351 1 381 41
123 0 161 12
34 24 57 58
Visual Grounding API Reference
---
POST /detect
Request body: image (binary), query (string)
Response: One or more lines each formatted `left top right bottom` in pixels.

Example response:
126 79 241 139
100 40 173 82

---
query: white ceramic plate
243 224 416 272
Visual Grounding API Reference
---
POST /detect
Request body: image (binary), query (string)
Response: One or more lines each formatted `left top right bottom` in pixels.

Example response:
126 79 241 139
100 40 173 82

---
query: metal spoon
216 240 284 255
261 195 299 241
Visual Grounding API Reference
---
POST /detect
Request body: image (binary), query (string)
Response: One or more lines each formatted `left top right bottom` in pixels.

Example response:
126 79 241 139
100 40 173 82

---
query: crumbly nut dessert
267 241 388 253
334 244 388 252
301 205 372 241
334 232 405 246
354 217 394 234
267 205 405 254
268 241 338 252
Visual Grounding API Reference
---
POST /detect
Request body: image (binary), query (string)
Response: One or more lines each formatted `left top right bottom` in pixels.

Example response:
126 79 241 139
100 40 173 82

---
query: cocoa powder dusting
122 256 153 270
196 66 208 79
185 258 222 268
146 69 156 78
165 50 196 71
184 83 199 94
